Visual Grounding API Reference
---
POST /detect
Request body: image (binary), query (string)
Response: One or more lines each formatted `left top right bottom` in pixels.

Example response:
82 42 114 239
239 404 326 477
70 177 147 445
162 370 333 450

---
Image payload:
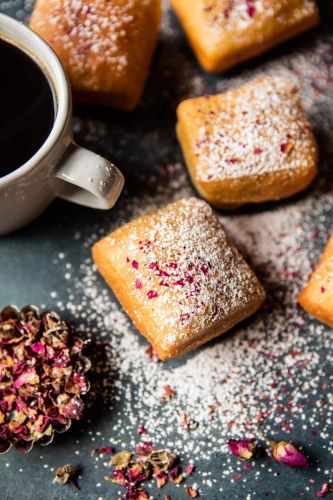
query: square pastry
298 235 333 328
169 0 320 72
176 77 318 209
93 198 266 360
29 0 161 110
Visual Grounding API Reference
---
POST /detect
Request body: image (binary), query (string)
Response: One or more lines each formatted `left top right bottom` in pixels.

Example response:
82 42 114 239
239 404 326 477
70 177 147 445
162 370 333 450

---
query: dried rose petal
160 385 177 403
169 465 183 484
137 424 148 436
228 438 256 460
127 462 149 484
317 483 330 497
186 487 199 498
145 346 160 363
272 441 309 468
186 464 195 476
54 464 79 489
136 441 154 457
92 446 114 456
105 469 127 486
133 490 149 500
135 279 143 290
180 411 199 431
145 450 175 472
155 471 168 488
111 451 133 469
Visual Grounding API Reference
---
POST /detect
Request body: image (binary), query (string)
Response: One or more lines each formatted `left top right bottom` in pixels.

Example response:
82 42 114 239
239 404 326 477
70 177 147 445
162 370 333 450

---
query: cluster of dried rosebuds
227 438 331 496
104 441 198 499
228 436 309 468
0 305 90 453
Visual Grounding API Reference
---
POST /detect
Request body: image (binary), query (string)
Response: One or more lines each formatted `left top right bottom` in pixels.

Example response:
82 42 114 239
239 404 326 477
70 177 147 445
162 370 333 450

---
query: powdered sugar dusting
198 0 318 34
30 0 157 90
94 197 264 357
181 77 317 181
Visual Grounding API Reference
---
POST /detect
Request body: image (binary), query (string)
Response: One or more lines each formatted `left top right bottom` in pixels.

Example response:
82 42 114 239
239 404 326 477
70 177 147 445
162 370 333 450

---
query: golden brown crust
169 0 320 72
92 198 266 360
29 0 161 110
176 77 318 208
298 235 333 328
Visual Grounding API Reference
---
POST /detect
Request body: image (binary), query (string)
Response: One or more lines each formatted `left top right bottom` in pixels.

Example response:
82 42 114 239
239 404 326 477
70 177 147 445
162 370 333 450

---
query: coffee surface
0 37 55 177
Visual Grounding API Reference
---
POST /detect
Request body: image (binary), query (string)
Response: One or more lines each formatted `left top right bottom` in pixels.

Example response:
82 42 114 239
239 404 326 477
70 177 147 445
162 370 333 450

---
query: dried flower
317 483 330 497
186 486 199 497
136 441 154 457
145 346 160 363
271 441 309 468
0 305 90 453
54 464 79 489
160 385 177 403
186 464 195 476
137 424 148 436
180 411 199 431
228 438 256 460
155 471 168 488
104 442 185 499
111 451 133 469
91 446 114 456
169 465 183 484
145 449 176 471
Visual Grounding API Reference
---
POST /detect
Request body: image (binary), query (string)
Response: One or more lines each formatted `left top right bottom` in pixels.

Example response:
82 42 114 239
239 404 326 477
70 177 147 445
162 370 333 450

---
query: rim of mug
0 13 70 187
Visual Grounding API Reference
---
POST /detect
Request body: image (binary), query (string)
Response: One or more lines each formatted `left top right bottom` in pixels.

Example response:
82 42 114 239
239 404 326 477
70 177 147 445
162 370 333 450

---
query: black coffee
0 37 55 177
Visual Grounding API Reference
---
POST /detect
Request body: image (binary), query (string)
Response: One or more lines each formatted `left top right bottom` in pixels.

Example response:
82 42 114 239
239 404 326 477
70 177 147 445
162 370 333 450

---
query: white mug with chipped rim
0 14 125 236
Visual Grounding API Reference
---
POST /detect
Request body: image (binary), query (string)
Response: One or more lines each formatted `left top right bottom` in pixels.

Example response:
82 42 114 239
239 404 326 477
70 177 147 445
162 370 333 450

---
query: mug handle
51 142 124 209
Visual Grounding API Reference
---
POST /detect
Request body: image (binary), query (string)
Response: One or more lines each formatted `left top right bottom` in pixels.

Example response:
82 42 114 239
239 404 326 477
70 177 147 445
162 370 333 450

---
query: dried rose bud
0 305 90 453
317 483 330 497
228 438 257 460
271 441 309 468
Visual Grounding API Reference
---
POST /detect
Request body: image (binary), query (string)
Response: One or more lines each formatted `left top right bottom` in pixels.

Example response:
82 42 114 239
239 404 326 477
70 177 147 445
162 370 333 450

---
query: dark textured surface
0 2 332 499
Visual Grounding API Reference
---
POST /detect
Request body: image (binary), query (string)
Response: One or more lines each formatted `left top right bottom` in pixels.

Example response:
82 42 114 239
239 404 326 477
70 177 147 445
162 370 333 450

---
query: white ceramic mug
0 14 124 236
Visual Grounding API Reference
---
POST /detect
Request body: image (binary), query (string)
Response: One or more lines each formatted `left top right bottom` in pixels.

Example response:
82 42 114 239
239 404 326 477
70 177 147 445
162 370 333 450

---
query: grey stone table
0 1 332 499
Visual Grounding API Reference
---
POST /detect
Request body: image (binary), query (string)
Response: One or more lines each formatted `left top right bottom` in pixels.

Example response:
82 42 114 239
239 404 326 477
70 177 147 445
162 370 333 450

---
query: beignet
29 0 162 110
298 235 333 328
169 0 320 72
176 77 318 209
92 198 266 360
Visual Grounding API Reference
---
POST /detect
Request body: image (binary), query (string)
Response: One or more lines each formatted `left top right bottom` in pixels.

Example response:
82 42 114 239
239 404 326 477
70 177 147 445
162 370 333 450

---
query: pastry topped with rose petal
92 197 265 360
169 0 319 72
176 77 318 208
30 0 162 110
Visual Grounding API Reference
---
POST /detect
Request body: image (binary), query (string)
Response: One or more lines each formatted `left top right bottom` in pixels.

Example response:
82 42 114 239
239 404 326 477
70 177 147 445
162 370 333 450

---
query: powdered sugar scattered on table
0 0 332 498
